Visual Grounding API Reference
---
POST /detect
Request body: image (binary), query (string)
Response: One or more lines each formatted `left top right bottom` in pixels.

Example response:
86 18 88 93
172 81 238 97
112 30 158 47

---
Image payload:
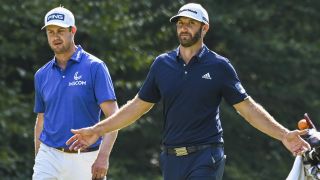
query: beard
178 27 202 47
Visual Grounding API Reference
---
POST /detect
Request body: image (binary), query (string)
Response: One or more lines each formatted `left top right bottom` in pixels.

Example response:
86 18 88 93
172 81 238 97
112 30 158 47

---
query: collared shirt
34 45 116 148
138 45 248 147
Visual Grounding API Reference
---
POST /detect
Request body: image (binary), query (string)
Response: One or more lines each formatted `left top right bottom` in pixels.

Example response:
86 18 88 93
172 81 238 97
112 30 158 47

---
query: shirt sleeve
93 62 116 105
138 59 161 103
221 60 248 105
33 73 45 113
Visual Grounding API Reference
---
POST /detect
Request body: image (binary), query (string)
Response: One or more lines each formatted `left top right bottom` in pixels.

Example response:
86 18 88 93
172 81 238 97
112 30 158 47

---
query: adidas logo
202 73 212 80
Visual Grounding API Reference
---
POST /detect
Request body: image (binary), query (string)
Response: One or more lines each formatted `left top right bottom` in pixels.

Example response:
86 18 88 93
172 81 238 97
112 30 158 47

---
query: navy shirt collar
51 45 83 68
175 44 209 63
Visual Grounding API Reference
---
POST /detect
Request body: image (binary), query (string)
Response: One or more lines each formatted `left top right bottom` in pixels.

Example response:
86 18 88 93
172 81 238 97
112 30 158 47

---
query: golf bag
287 114 320 180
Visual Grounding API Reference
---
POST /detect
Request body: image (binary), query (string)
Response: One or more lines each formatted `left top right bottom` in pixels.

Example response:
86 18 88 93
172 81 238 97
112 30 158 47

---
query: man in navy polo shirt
66 3 310 180
32 6 118 180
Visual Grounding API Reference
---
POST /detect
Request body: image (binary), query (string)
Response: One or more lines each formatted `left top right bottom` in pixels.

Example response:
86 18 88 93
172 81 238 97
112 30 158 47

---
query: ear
202 24 209 36
71 26 77 34
202 24 209 33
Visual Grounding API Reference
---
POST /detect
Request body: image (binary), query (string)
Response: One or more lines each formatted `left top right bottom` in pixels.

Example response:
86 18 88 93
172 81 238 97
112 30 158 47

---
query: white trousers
33 143 104 180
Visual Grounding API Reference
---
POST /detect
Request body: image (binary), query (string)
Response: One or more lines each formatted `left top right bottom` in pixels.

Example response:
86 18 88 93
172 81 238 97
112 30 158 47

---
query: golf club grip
304 113 316 129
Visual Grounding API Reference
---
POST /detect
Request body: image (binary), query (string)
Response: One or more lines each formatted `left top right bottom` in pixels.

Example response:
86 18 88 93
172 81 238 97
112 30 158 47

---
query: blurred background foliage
0 0 319 179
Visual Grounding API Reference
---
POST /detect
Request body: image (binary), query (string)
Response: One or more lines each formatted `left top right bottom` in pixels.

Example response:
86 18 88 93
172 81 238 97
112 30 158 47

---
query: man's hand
282 129 311 156
66 126 100 150
91 156 109 180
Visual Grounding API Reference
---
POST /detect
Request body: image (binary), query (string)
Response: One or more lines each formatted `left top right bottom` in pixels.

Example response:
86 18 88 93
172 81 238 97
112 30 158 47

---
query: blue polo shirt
138 45 248 147
34 45 116 148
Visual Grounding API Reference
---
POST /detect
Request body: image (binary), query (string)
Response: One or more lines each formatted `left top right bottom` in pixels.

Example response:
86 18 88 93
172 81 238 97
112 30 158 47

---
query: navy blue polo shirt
138 45 248 147
34 45 116 148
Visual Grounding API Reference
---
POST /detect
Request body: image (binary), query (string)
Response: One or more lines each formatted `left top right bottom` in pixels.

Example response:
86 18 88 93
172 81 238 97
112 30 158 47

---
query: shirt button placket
183 63 188 79
60 68 66 79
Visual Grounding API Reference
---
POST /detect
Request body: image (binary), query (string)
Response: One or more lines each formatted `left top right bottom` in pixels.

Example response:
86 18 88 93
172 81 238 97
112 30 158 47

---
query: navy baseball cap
170 3 209 25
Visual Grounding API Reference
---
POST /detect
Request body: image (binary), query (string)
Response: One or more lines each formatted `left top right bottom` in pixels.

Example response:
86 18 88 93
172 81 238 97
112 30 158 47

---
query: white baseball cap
41 6 75 30
170 3 209 25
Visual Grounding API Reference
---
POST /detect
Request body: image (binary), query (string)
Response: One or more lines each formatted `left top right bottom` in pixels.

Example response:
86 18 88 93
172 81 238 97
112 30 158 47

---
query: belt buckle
174 147 188 156
56 148 65 152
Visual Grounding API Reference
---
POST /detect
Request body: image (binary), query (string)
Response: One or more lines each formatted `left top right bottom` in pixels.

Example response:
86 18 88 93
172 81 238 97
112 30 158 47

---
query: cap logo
47 13 65 22
202 16 208 23
178 9 197 15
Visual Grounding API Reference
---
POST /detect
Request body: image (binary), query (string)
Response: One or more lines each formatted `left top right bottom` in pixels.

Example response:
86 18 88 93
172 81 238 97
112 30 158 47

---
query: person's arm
234 97 289 140
95 95 154 135
34 113 44 156
234 97 310 155
66 95 154 150
91 100 119 180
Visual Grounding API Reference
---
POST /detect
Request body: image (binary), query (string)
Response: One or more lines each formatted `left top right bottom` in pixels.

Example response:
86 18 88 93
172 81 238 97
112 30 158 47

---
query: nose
50 33 61 41
182 25 189 31
179 25 189 33
51 37 60 44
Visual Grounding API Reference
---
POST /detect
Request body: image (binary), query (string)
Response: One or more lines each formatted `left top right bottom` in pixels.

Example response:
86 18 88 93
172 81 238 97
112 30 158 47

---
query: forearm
97 131 118 160
235 97 289 141
95 96 153 136
34 129 41 156
34 113 44 156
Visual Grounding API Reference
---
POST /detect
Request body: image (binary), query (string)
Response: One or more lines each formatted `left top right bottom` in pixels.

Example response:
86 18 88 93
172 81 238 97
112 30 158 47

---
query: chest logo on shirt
74 72 82 80
68 71 86 86
202 72 212 80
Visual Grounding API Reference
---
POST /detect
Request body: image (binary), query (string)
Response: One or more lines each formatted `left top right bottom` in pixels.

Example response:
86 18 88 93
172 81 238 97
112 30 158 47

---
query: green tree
0 0 319 179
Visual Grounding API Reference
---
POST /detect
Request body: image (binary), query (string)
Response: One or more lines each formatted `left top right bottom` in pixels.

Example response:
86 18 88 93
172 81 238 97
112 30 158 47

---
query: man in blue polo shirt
32 6 118 180
66 3 310 179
